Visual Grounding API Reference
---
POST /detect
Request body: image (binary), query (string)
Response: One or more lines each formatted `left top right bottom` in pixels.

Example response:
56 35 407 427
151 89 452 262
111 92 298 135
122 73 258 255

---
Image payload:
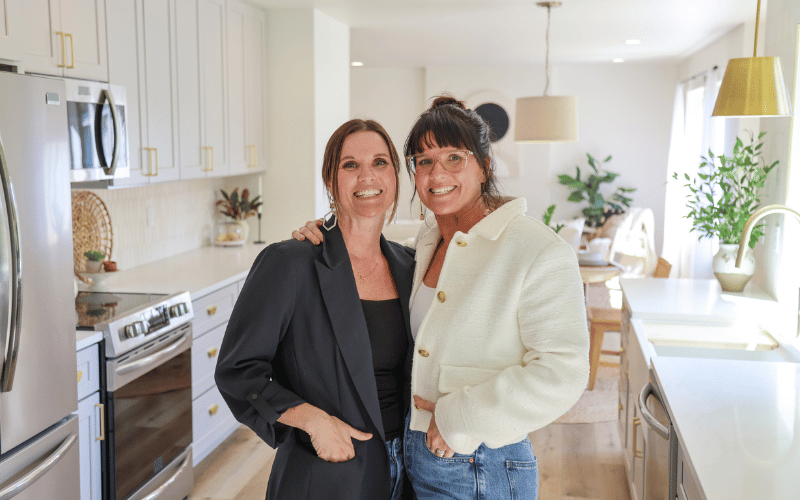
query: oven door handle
140 453 191 500
116 333 191 376
639 381 670 440
0 432 77 500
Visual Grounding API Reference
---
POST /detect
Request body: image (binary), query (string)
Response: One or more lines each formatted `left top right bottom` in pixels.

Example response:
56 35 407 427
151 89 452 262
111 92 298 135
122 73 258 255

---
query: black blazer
215 222 415 500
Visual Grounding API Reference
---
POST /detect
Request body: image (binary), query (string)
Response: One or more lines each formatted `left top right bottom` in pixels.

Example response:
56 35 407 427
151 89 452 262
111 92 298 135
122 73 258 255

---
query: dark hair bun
430 94 466 111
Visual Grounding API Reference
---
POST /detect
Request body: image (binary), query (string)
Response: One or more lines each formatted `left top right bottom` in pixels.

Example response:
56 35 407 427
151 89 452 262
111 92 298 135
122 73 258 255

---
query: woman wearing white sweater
295 95 589 499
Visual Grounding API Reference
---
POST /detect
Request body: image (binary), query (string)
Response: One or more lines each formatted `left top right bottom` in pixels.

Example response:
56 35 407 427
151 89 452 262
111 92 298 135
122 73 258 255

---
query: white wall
314 10 350 218
350 67 426 221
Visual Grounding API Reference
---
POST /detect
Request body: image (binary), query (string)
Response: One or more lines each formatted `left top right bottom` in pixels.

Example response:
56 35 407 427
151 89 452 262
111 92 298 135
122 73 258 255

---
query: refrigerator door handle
101 88 121 176
0 432 77 500
0 135 23 393
639 381 670 440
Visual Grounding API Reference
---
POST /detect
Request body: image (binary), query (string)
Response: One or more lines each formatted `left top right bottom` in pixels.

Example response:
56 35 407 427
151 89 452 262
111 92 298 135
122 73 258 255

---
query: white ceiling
250 0 757 67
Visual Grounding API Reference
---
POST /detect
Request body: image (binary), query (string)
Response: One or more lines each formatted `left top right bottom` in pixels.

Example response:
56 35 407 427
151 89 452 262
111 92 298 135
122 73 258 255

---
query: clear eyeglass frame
406 150 474 174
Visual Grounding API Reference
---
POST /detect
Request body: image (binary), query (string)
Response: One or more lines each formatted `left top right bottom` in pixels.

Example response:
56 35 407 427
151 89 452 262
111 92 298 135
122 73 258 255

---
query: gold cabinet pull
152 148 159 176
209 404 219 416
66 33 75 68
207 305 217 315
56 32 67 68
618 402 623 412
207 347 218 358
77 370 83 383
634 450 644 458
95 403 105 441
632 417 642 459
248 145 257 168
143 148 158 176
619 347 625 353
202 146 214 172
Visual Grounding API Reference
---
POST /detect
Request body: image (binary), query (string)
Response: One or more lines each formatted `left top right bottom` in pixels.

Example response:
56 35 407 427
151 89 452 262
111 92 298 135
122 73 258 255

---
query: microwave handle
639 381 670 440
101 89 121 176
0 135 22 393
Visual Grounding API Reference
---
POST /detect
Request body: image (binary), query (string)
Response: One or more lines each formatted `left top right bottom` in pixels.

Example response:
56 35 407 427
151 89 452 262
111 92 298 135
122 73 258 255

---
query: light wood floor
188 417 630 500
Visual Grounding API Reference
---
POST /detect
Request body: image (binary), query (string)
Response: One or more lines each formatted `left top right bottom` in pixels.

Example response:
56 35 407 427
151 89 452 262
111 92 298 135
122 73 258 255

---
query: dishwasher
638 371 678 500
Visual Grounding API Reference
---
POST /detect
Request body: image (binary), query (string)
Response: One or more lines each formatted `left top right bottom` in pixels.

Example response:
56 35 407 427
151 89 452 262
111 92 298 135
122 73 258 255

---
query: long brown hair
404 94 503 210
322 119 401 223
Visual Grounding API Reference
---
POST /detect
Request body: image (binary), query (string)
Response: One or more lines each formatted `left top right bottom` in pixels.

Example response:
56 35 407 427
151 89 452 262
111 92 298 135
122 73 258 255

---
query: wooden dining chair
586 257 672 390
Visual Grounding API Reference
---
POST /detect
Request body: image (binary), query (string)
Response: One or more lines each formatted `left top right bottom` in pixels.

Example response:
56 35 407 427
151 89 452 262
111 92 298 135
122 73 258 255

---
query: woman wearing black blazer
215 119 415 499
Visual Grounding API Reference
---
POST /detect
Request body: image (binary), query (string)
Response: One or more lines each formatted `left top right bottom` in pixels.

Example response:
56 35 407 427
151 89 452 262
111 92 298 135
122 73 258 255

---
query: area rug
553 364 619 424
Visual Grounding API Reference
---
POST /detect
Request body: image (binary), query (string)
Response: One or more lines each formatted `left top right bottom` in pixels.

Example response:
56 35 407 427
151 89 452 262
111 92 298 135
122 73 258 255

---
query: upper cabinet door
21 0 108 81
0 0 24 63
227 0 267 176
59 0 107 81
176 0 206 181
198 0 228 177
138 0 180 183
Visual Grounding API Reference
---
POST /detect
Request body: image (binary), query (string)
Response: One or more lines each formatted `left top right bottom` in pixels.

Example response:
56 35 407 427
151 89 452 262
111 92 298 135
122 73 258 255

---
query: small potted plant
672 131 777 292
558 153 636 228
84 250 105 273
215 188 263 245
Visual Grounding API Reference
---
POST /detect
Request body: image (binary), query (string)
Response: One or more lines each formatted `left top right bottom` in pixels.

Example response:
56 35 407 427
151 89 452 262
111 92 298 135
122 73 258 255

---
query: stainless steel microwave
66 79 130 184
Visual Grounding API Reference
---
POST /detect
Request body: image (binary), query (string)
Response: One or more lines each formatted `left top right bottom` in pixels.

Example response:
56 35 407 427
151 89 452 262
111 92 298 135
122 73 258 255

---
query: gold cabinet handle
633 417 642 459
56 32 67 68
207 305 217 315
209 404 219 416
619 347 625 353
143 148 158 176
618 402 623 412
202 146 214 171
77 370 83 383
152 148 159 176
95 403 105 441
207 347 218 358
248 145 257 168
66 33 75 68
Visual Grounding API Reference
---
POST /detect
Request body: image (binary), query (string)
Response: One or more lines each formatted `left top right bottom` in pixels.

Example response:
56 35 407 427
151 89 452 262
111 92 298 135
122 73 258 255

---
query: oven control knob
124 321 148 338
170 303 189 318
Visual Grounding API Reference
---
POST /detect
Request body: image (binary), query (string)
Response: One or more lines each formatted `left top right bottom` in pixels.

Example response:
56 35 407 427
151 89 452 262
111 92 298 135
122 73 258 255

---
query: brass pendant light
712 0 792 117
515 1 578 143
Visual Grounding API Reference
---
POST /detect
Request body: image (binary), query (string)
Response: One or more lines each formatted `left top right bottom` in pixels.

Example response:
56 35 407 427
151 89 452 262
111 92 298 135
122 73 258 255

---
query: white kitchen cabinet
0 0 23 64
190 279 243 466
76 343 102 500
21 0 107 81
226 0 267 175
177 0 228 180
106 0 180 186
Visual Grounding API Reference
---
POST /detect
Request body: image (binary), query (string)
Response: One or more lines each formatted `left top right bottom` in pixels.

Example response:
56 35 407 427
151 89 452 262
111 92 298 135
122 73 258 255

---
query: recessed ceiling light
625 39 641 45
612 58 625 63
351 61 364 67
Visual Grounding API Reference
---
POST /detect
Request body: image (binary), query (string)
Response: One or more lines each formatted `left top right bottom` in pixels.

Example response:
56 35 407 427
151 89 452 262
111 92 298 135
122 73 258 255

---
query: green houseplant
541 204 564 233
558 153 636 227
215 188 263 245
83 250 105 273
672 131 777 291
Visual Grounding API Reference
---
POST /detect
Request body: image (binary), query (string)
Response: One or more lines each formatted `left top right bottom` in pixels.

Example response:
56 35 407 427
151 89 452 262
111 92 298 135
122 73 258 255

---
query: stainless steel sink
652 344 798 363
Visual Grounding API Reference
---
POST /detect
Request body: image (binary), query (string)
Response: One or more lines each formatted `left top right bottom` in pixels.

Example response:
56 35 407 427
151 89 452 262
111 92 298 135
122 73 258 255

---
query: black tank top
360 299 408 440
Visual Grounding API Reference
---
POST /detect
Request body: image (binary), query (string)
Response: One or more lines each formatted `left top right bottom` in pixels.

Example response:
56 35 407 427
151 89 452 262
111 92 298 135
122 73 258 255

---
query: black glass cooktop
75 291 167 329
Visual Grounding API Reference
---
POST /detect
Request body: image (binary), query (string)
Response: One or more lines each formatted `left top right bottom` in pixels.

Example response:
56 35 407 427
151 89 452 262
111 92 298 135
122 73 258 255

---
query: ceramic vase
84 260 103 273
713 243 754 292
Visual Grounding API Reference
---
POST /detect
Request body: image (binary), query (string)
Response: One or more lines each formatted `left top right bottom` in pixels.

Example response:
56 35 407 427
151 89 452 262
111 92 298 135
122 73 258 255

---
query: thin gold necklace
353 256 381 284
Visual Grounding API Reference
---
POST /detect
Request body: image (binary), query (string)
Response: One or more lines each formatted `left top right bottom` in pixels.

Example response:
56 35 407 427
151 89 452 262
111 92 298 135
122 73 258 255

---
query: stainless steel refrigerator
0 72 80 499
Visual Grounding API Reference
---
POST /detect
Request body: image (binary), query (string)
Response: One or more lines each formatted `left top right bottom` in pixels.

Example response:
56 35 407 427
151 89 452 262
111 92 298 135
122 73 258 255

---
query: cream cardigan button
418 349 430 357
437 291 446 302
456 241 467 247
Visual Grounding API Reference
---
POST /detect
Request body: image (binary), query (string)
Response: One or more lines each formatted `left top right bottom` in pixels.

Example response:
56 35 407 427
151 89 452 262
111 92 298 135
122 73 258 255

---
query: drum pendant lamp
712 0 792 117
515 2 578 143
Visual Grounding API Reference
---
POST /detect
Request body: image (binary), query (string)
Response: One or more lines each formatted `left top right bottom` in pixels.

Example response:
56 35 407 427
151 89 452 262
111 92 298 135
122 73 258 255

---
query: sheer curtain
662 68 725 278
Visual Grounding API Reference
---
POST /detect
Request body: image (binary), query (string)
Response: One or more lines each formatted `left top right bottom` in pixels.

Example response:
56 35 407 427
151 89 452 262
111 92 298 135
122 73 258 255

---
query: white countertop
77 244 267 299
620 278 776 325
75 243 267 350
652 356 800 500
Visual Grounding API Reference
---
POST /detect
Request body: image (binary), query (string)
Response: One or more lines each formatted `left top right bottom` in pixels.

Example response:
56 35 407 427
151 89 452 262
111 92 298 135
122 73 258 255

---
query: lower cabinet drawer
192 284 238 337
77 343 100 400
192 323 227 397
192 384 238 465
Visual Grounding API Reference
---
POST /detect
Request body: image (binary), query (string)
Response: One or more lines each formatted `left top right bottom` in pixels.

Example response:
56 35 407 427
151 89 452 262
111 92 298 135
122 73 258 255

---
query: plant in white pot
672 131 777 292
215 188 262 245
84 250 105 273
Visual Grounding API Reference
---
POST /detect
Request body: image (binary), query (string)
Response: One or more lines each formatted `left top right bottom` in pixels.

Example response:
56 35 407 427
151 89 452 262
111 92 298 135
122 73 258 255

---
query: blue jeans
386 436 405 500
404 420 538 499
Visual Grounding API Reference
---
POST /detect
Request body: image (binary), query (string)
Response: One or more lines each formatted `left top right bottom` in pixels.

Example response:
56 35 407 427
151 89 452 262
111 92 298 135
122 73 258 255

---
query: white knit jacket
408 197 590 454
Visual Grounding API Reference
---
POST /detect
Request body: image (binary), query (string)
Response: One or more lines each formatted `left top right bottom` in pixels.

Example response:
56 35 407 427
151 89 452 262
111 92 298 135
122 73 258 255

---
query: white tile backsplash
74 179 224 269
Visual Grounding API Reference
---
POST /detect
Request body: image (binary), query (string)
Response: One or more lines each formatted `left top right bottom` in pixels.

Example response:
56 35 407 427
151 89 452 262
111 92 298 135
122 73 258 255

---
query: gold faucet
736 204 800 267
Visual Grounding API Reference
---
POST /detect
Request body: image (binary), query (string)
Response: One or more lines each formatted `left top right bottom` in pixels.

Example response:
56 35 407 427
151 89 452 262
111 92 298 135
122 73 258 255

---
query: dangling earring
322 202 337 230
419 202 425 221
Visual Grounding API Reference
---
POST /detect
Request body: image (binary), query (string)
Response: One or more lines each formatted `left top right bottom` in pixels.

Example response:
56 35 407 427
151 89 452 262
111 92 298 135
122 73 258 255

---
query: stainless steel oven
66 78 130 184
77 291 194 500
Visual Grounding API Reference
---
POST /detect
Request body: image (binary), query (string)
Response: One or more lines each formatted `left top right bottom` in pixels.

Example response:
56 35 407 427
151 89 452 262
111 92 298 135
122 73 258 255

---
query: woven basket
72 191 113 283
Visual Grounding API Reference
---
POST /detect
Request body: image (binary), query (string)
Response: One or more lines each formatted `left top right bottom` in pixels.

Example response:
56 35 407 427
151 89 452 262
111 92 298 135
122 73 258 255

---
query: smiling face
331 131 397 222
414 137 486 217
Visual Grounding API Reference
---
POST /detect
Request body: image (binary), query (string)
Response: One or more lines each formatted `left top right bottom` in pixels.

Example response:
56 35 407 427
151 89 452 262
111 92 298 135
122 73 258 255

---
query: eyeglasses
406 150 474 174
